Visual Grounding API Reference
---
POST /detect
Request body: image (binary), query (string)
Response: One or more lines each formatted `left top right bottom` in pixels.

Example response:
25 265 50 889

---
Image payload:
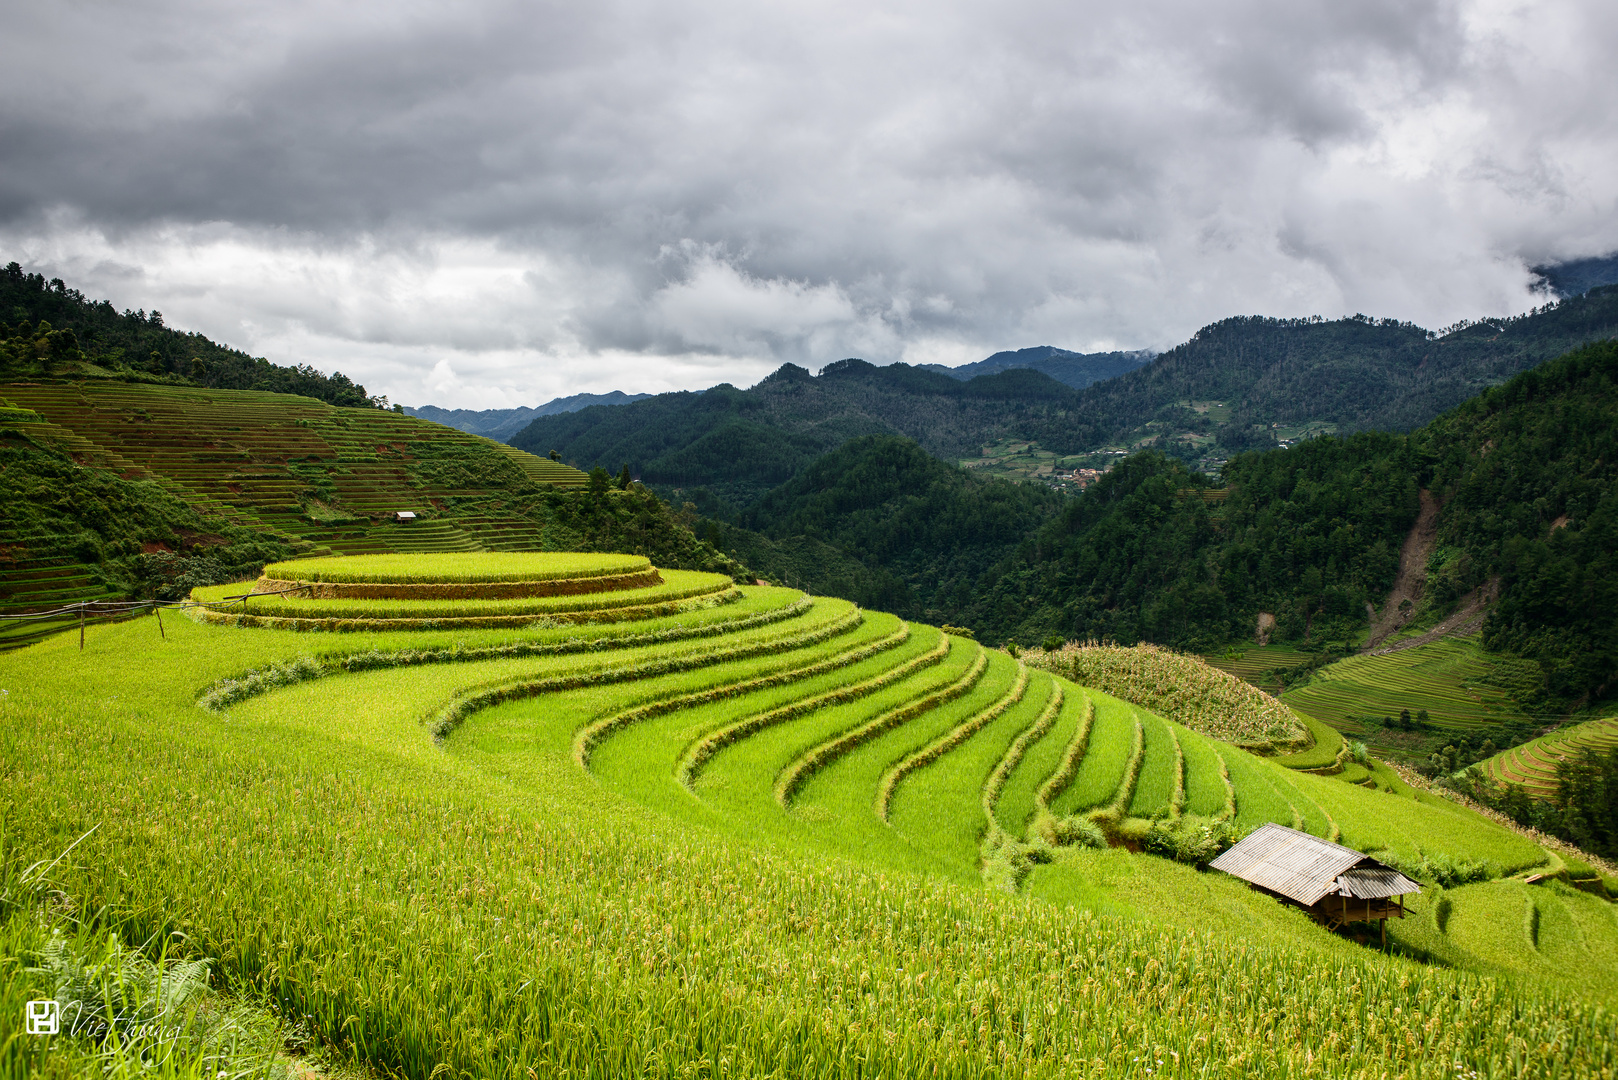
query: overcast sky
3 0 1615 409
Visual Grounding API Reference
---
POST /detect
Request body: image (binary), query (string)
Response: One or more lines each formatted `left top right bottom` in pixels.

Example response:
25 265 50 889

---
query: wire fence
0 586 310 651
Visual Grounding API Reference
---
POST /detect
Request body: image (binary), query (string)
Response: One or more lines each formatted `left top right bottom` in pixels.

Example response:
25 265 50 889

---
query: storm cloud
3 0 1615 407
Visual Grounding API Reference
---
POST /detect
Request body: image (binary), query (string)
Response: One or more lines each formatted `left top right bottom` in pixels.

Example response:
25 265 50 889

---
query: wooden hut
1209 823 1421 939
393 511 417 522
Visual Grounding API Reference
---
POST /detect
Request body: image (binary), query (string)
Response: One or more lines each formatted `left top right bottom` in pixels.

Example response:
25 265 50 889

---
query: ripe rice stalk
256 567 663 600
1026 641 1308 752
191 571 730 621
193 586 744 632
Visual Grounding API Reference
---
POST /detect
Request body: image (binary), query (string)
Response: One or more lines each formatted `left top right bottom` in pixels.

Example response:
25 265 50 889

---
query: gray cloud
2 0 1614 408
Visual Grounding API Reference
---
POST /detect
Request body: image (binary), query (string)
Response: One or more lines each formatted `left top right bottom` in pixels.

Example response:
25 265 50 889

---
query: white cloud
2 0 1614 407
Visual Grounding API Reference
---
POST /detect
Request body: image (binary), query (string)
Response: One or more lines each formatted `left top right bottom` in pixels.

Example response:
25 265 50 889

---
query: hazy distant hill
509 361 1086 506
407 391 651 441
1532 253 1618 298
509 287 1618 497
919 345 1153 389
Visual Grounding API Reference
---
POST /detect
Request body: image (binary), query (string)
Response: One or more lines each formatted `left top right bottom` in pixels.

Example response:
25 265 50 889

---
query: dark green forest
511 359 1090 506
511 288 1618 493
692 436 1064 616
0 262 384 408
713 341 1618 715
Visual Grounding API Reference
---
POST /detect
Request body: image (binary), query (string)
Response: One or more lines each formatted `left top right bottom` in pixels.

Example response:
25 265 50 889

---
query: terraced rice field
0 381 590 631
1396 878 1618 1001
6 551 1607 1080
1480 716 1618 797
1281 635 1528 732
1202 644 1316 692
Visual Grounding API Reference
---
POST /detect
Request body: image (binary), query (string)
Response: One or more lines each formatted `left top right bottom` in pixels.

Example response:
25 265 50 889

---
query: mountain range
508 286 1618 502
405 390 652 441
917 345 1154 388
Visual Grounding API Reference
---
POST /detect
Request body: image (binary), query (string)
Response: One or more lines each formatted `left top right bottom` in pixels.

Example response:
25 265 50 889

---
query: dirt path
1365 579 1499 657
1362 489 1441 652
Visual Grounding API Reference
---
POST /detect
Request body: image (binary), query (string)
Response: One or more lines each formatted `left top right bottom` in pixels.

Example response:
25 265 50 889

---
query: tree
617 463 632 490
588 466 611 496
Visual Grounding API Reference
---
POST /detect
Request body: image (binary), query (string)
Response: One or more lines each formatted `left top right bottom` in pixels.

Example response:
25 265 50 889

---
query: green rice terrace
1481 716 1618 798
0 381 653 649
3 551 1614 1079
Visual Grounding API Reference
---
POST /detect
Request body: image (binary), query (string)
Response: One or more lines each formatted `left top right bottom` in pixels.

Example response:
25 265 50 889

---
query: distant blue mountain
1532 253 1618 299
407 390 653 442
919 345 1154 390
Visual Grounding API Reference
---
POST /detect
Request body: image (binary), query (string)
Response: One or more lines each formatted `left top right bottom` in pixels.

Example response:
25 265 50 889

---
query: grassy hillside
0 381 753 648
1481 716 1618 797
6 553 1614 1078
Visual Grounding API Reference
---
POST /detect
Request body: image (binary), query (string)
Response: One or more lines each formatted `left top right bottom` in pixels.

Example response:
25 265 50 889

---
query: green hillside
959 341 1618 718
0 380 753 649
510 286 1618 492
511 359 1091 505
1 261 382 407
1482 716 1618 798
5 551 1612 1078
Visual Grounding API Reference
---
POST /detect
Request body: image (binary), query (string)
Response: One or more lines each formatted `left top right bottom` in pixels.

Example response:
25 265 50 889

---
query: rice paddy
2 552 1610 1080
1481 715 1618 797
1281 636 1530 732
264 551 650 583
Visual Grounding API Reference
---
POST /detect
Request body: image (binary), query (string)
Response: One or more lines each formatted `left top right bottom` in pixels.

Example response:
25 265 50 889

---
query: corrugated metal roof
1335 867 1422 899
1208 823 1420 906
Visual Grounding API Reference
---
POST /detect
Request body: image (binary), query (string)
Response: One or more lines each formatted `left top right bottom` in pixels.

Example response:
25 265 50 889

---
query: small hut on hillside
1210 824 1421 938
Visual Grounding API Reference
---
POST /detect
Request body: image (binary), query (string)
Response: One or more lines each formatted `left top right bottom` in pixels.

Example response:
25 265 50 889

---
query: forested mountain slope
962 340 1618 713
512 287 1618 491
0 262 384 408
699 341 1616 717
510 360 1087 506
919 345 1153 388
1075 287 1618 456
701 435 1064 618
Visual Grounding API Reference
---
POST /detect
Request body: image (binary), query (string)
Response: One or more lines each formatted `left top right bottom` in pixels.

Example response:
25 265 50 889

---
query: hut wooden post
155 604 165 639
79 604 85 651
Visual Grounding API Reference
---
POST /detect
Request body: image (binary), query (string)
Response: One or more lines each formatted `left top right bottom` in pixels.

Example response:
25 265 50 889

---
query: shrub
1143 818 1243 865
1050 816 1110 849
1372 848 1500 889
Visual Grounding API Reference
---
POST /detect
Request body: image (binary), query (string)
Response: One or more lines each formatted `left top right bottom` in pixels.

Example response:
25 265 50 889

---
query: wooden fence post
79 604 86 651
156 604 165 639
